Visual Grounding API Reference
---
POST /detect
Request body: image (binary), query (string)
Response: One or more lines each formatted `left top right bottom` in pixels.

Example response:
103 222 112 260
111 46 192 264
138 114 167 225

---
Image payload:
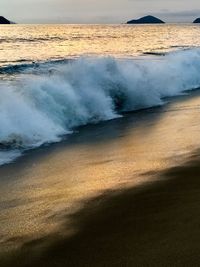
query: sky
1 0 200 24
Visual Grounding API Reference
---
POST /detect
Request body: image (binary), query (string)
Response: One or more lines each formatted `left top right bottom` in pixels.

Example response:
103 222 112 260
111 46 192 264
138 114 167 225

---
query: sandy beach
1 91 200 266
2 150 200 266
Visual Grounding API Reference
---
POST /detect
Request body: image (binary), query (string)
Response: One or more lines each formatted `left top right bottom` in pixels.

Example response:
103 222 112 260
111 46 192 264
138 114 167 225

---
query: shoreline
1 91 200 266
0 89 198 169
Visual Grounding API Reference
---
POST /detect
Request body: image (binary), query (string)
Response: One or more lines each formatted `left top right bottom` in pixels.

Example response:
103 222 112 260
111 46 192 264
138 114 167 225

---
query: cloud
153 9 200 22
1 0 200 23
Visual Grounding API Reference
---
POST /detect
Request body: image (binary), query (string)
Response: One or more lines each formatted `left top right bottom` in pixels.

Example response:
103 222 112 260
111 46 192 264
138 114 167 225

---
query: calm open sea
1 24 200 65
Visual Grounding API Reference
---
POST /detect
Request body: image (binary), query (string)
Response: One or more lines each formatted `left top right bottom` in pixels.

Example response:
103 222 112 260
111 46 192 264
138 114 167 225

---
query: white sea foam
0 49 200 164
0 150 22 166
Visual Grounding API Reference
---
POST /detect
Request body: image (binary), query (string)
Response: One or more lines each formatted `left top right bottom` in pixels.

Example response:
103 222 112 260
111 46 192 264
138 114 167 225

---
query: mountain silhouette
193 18 200 23
127 15 165 24
0 16 11 24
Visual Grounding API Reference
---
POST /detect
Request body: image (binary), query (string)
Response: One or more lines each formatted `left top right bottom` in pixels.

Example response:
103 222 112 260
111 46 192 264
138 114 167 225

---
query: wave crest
1 49 200 153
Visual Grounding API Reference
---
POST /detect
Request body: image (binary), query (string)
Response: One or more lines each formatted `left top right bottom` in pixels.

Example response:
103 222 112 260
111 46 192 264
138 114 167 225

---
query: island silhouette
1 15 200 25
0 16 11 24
193 18 200 23
127 15 165 24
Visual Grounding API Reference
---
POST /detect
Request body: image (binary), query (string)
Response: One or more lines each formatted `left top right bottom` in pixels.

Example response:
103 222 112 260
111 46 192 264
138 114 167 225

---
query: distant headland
193 18 200 23
127 15 165 24
1 14 200 25
0 16 11 24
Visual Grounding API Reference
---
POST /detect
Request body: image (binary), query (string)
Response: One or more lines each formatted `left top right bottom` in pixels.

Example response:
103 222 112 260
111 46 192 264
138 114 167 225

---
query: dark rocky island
127 15 165 24
0 16 11 24
193 18 200 23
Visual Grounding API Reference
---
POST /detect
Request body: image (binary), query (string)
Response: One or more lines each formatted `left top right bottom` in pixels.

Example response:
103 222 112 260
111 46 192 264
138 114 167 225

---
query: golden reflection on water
1 24 200 65
1 92 200 250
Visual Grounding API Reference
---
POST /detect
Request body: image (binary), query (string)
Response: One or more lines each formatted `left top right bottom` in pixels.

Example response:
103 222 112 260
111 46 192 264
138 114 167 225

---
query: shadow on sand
2 150 200 266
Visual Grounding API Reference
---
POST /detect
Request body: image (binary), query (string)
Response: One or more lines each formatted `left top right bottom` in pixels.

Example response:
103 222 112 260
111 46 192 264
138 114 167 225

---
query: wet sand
1 92 200 266
2 152 200 266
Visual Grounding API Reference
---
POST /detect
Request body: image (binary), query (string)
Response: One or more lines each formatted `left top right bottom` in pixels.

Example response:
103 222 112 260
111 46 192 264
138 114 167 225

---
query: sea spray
0 49 200 163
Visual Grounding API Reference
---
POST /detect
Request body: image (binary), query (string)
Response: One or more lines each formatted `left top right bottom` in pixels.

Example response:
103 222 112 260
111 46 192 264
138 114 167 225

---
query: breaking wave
1 48 200 164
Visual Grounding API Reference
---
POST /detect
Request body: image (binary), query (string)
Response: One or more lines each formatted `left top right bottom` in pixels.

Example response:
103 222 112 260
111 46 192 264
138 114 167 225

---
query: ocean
1 24 200 165
2 24 200 264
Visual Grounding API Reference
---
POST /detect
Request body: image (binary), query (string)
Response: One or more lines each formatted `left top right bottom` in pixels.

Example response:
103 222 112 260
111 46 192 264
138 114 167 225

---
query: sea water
1 24 200 164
